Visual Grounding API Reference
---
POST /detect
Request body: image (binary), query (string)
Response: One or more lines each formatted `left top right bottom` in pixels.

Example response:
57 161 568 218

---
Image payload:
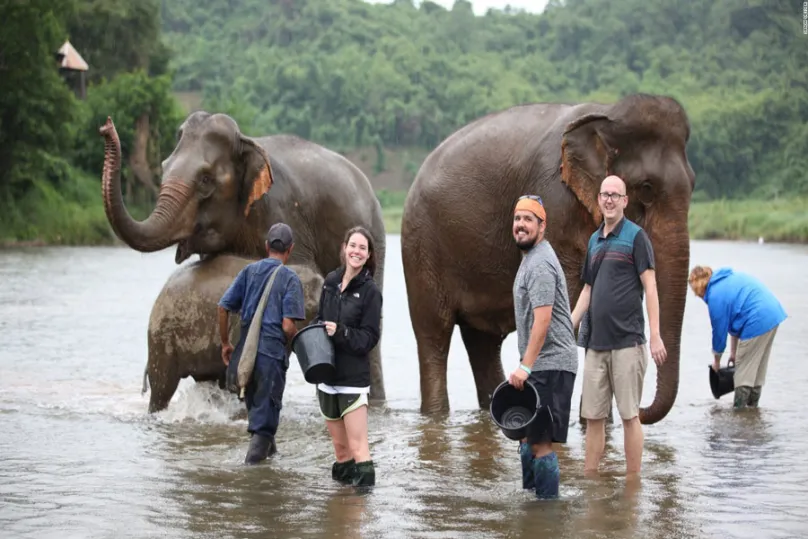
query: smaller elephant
142 254 324 413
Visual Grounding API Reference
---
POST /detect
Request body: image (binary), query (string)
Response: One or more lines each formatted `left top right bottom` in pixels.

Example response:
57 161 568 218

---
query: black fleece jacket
315 266 382 388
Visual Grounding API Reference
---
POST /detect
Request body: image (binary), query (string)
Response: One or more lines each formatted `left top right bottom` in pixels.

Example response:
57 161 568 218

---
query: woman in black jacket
315 225 382 487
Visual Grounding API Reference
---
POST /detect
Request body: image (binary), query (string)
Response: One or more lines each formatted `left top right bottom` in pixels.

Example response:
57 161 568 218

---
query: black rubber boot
747 386 762 407
331 459 356 484
352 460 375 487
244 434 274 465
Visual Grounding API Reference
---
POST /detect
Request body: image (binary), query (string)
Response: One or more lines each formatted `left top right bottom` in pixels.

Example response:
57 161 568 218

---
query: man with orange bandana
509 194 578 499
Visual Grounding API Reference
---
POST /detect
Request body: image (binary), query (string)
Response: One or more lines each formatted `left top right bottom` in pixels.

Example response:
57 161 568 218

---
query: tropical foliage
0 0 805 243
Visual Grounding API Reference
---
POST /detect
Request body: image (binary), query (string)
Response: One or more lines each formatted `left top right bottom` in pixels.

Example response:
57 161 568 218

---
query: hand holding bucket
490 380 549 441
709 358 736 399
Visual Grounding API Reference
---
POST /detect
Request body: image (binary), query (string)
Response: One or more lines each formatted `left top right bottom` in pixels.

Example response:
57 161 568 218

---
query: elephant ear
239 135 274 218
560 113 614 226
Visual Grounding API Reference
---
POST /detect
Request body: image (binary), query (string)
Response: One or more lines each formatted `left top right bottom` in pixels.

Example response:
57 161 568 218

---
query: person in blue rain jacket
688 265 787 408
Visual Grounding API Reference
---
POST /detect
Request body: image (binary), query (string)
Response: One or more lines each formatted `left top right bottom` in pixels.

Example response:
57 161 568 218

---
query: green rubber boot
747 386 763 408
733 386 752 409
352 460 376 487
331 459 356 484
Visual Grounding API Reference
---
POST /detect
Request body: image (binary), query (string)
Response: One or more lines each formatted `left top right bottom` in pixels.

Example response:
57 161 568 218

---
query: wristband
519 364 532 375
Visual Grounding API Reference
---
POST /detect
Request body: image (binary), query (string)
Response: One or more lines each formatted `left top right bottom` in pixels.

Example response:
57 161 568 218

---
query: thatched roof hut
55 40 89 98
56 41 89 71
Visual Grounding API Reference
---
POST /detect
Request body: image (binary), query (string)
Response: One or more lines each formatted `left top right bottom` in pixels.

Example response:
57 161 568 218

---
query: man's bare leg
623 416 643 474
584 418 606 474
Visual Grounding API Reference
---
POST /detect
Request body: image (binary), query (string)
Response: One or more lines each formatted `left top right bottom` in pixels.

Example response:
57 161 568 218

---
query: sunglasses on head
518 194 544 205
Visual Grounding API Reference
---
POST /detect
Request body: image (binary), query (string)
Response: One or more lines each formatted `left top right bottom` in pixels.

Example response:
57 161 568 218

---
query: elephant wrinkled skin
100 111 386 401
401 93 695 424
143 254 324 413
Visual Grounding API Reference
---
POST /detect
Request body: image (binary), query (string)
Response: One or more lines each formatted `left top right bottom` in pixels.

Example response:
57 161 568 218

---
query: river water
1 235 806 539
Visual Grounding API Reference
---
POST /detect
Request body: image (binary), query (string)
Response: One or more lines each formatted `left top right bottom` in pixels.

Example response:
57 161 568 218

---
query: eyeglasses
598 192 626 202
518 194 544 205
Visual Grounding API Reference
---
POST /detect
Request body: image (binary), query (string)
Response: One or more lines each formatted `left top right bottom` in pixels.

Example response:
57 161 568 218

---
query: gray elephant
99 112 386 401
401 94 695 425
142 254 324 413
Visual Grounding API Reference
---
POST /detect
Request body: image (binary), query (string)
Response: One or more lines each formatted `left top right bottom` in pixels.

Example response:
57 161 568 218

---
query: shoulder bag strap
236 265 282 397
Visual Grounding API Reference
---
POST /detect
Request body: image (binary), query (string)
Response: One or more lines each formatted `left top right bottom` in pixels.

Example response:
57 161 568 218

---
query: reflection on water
1 238 808 538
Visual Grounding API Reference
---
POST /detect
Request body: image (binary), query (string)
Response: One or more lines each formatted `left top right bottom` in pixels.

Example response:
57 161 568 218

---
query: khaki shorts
734 326 778 388
581 344 648 421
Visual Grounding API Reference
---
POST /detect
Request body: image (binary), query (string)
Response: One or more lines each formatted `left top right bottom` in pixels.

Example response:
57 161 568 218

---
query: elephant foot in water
145 367 229 414
144 365 181 414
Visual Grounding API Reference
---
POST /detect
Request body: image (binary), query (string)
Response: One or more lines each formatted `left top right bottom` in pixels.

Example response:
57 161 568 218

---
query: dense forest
1 0 806 244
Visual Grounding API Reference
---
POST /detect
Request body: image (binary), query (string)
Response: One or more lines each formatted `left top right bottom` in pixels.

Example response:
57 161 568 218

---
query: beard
514 229 538 251
516 238 536 251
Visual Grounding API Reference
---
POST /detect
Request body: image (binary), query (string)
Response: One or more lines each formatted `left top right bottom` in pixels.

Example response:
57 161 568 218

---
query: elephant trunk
99 117 194 252
638 228 690 425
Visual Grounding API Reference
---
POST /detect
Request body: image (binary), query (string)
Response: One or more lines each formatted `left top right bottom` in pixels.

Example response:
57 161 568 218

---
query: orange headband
514 198 546 222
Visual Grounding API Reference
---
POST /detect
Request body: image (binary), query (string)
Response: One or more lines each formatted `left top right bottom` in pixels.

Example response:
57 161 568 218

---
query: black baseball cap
266 222 294 252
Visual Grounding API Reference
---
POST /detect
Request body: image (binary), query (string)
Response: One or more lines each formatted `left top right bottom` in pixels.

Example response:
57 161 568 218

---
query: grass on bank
379 192 808 242
688 197 808 243
2 180 806 245
0 167 153 247
0 173 110 246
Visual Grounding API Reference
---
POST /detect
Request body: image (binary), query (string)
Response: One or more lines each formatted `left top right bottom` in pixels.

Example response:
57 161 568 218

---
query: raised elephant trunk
639 227 690 425
99 117 194 252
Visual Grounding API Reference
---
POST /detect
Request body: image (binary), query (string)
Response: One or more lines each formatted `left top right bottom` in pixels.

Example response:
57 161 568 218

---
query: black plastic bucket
290 323 336 384
709 365 735 399
489 380 542 441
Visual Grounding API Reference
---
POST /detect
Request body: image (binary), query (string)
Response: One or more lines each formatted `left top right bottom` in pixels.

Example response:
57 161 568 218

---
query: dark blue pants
243 353 288 439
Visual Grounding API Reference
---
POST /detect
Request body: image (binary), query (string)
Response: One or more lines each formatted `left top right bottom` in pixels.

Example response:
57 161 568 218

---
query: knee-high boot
331 459 356 484
747 386 763 407
532 452 560 500
734 386 752 409
352 460 375 487
519 442 535 490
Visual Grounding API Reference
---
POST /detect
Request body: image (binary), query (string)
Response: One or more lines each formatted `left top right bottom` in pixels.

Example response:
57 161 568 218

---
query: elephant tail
141 364 150 394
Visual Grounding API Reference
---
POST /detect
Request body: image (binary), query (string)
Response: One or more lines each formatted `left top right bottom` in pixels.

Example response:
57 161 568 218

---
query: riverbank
378 195 808 243
687 197 808 244
2 188 806 246
0 172 150 248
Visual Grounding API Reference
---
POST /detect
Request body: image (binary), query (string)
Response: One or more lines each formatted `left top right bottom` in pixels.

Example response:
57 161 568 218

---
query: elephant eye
638 180 655 205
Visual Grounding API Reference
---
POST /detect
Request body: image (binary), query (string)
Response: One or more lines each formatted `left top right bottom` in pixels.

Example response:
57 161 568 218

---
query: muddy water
1 236 807 539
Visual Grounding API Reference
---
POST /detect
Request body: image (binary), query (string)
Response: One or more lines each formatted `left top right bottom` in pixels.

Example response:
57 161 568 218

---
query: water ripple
1 240 808 538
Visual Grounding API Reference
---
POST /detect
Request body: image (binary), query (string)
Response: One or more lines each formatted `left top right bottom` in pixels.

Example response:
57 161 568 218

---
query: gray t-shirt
512 239 578 375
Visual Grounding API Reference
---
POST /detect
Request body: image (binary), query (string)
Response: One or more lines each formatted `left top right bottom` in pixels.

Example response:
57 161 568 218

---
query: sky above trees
362 0 548 15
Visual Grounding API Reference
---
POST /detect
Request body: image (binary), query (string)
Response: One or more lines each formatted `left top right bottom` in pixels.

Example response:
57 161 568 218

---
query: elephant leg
459 324 505 410
410 296 454 415
147 363 181 414
368 341 386 403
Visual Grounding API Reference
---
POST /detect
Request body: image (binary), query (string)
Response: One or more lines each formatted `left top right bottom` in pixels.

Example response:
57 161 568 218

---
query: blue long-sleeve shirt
703 268 787 354
219 258 305 359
